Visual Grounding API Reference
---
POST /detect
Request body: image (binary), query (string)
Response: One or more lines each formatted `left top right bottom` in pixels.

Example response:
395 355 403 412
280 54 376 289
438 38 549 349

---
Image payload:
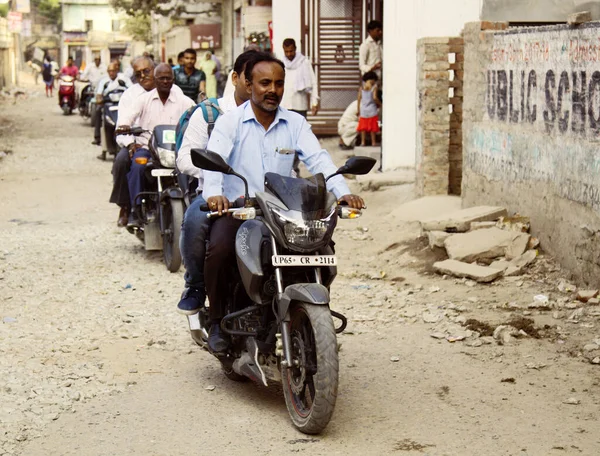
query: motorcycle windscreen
153 125 177 151
264 172 329 219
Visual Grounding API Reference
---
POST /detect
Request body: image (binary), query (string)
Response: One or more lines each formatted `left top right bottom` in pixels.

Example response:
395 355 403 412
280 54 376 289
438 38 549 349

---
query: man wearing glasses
116 63 195 227
110 56 156 227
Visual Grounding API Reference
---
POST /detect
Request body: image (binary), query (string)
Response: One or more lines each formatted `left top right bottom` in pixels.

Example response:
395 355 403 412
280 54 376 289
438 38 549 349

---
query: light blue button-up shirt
203 101 351 201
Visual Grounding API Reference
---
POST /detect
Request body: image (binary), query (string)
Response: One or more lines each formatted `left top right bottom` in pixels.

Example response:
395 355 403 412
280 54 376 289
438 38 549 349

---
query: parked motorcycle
117 125 185 272
187 149 375 434
78 83 95 120
58 75 78 115
99 86 127 161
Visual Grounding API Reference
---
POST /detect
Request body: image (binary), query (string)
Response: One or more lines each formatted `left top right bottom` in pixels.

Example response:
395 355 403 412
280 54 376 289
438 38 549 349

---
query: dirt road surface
1 82 599 456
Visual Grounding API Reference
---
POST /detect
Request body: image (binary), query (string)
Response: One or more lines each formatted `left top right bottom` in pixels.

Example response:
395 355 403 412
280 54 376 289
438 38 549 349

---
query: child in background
356 71 381 146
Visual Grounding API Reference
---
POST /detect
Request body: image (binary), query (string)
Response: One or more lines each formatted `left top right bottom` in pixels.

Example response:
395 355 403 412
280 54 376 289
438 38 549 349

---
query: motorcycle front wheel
282 303 339 434
162 198 183 272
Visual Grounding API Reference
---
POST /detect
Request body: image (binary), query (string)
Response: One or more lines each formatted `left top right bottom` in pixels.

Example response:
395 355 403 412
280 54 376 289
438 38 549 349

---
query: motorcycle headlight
157 146 176 168
272 207 336 251
109 93 122 102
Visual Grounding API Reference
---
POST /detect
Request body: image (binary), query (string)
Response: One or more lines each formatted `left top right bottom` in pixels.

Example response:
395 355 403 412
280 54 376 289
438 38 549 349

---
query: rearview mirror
191 149 233 174
325 156 377 182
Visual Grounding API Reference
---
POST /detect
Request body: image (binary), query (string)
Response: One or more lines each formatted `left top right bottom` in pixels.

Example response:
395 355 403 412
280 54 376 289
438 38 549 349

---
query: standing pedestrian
359 19 382 84
199 51 217 98
42 56 54 97
356 71 381 147
280 38 319 118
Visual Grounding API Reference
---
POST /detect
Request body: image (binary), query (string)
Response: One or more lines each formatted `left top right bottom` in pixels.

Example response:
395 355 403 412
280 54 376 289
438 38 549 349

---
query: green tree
110 0 219 17
36 0 61 24
0 4 8 18
123 12 151 42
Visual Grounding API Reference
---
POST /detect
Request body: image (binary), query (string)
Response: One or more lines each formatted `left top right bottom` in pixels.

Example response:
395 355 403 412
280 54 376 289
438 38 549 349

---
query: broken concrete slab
504 250 537 276
355 169 415 191
433 259 504 283
568 11 592 25
505 233 530 260
421 206 507 232
428 230 451 248
444 227 515 263
576 290 599 303
470 221 497 231
490 259 510 271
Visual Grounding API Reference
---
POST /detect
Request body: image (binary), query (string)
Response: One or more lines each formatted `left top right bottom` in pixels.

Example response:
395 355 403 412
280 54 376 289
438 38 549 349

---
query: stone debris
493 325 521 345
444 228 515 263
558 280 577 293
567 11 592 25
562 397 581 405
588 298 600 306
576 290 599 303
420 206 507 233
496 215 530 233
390 356 400 362
433 259 504 283
427 230 451 248
470 221 497 231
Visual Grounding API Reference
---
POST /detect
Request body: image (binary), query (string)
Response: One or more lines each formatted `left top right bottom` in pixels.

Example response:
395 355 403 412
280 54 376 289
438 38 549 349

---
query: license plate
272 255 337 266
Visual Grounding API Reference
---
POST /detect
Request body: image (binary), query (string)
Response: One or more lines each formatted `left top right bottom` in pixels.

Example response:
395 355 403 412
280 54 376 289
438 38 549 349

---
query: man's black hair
183 48 197 56
233 50 259 75
177 51 185 60
362 71 378 82
367 20 382 31
282 38 296 48
244 52 285 82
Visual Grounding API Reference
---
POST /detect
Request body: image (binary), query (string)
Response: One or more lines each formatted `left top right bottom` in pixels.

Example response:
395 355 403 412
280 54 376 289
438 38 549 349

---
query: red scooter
58 75 78 115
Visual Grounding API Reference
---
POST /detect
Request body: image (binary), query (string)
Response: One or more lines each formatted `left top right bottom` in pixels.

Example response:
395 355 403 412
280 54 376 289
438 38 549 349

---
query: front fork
272 237 324 368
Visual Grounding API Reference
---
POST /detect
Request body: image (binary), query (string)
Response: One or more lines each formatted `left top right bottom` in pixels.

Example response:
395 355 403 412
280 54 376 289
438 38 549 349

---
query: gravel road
1 86 599 456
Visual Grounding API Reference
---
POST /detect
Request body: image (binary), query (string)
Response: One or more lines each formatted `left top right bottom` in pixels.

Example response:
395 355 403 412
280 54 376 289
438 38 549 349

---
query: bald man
116 63 194 226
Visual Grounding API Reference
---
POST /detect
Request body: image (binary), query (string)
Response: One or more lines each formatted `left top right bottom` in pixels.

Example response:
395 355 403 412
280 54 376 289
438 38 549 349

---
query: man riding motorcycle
201 52 365 353
93 62 131 157
175 50 257 316
111 56 156 227
116 63 195 227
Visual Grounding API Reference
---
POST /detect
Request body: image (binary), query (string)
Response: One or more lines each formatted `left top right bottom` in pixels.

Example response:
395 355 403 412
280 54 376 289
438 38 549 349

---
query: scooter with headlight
187 148 375 435
116 125 184 272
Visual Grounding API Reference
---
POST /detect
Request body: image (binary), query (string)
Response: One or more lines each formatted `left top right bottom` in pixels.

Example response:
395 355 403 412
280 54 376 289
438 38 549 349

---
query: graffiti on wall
486 28 600 138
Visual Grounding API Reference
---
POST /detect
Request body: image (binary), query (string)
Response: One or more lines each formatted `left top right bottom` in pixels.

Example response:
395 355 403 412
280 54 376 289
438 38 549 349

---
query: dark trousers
110 147 131 208
205 216 243 321
180 196 209 290
127 148 151 208
93 107 102 142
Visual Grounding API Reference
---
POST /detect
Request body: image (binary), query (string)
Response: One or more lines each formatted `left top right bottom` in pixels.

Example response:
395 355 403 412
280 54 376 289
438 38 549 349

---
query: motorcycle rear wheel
62 105 71 116
282 303 338 434
163 198 183 272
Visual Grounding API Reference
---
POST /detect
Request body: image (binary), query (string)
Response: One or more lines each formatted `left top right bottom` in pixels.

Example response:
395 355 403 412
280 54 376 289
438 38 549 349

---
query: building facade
60 0 132 68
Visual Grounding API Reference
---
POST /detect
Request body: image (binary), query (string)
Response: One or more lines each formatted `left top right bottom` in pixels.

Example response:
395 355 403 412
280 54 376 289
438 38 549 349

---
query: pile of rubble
421 206 539 283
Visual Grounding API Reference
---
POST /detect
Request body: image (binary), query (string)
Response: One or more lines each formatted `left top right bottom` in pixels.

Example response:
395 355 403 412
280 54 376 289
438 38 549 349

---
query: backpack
175 98 223 206
175 97 222 152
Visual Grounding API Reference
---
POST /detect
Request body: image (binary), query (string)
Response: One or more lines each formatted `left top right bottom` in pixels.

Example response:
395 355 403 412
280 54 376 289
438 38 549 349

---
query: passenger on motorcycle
116 63 195 227
111 56 156 227
92 62 132 152
176 49 258 316
202 52 365 353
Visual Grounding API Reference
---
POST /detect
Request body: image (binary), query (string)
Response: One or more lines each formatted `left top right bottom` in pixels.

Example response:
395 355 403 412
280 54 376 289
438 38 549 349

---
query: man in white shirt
110 56 156 227
93 61 132 148
81 55 107 87
280 38 319 118
175 50 255 316
117 63 195 227
359 20 383 79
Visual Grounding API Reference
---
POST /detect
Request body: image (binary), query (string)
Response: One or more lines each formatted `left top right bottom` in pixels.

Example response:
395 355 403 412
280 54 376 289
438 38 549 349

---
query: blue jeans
127 148 151 208
180 195 210 290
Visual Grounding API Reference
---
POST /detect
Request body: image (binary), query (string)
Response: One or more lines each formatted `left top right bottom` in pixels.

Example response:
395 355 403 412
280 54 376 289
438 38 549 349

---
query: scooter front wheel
163 198 183 272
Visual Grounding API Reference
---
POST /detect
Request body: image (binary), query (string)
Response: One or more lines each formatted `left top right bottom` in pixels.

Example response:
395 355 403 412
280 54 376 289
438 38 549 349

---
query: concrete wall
382 0 481 170
271 0 301 61
482 0 600 22
462 21 600 285
63 4 115 33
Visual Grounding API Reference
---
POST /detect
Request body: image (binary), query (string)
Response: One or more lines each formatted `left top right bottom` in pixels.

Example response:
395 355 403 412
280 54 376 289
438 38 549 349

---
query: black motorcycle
118 125 185 272
188 149 375 434
78 83 95 120
100 86 127 161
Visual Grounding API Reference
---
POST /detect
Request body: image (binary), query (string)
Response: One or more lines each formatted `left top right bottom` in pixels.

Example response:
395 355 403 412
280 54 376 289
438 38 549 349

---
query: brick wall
416 36 465 196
